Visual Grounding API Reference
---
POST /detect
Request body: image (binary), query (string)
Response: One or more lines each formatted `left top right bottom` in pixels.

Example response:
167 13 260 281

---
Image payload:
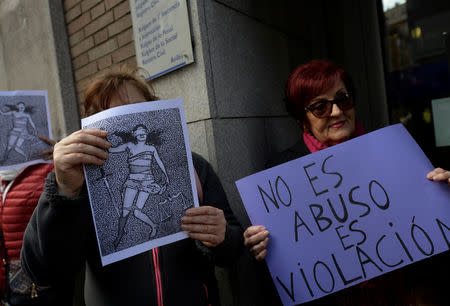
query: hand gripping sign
236 124 450 305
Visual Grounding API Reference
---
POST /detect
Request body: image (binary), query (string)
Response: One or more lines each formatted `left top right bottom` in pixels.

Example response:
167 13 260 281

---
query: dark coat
266 138 310 169
21 153 243 306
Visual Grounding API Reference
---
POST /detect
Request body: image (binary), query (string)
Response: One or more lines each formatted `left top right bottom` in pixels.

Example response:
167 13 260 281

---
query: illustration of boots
14 145 26 157
2 148 12 162
113 215 128 249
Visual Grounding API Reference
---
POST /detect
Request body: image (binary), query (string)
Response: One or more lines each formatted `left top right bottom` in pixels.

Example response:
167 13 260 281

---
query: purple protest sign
236 124 450 305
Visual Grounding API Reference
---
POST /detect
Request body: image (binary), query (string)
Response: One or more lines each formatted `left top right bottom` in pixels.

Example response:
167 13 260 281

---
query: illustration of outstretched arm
108 143 129 153
26 113 37 134
153 147 169 183
0 108 13 115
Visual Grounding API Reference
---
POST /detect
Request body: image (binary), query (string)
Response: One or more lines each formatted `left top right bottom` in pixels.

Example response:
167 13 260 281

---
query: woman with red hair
244 59 450 304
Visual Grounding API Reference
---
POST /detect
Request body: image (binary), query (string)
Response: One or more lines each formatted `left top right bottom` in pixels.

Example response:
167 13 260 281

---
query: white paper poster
82 98 198 266
0 90 53 170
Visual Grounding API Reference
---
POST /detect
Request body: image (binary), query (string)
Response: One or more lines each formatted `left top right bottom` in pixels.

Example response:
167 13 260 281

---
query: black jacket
266 138 311 169
21 153 243 306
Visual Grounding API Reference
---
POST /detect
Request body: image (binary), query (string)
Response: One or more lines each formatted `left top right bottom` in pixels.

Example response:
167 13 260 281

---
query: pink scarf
303 120 365 153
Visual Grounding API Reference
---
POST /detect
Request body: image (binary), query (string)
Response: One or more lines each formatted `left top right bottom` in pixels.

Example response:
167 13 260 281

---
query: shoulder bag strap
1 226 10 300
0 226 8 263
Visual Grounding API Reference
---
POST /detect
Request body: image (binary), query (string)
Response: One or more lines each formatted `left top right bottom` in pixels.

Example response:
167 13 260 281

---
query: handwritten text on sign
236 125 450 305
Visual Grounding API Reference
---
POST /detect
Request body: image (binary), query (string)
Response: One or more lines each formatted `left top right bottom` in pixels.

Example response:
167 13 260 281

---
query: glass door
381 0 450 170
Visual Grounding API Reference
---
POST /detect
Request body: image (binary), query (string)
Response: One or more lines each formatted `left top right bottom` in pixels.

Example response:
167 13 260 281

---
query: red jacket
0 163 54 293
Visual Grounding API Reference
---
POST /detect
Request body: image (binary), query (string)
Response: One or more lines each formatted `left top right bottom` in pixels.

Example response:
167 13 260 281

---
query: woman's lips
330 121 345 128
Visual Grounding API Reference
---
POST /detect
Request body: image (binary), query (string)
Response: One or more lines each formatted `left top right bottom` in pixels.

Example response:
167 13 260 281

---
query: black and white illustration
82 99 198 266
0 91 52 170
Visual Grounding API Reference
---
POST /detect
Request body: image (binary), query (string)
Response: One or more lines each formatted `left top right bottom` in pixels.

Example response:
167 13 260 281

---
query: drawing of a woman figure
0 101 37 160
109 124 169 249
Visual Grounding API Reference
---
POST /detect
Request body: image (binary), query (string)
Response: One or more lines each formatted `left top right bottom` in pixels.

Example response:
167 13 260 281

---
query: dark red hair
83 66 158 116
285 59 355 124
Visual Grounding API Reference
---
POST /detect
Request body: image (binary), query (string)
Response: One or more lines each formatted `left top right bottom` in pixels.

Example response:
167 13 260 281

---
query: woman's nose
330 103 343 117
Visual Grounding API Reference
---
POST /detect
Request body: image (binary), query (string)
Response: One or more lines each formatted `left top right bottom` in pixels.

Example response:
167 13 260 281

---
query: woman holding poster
21 69 243 306
244 59 450 304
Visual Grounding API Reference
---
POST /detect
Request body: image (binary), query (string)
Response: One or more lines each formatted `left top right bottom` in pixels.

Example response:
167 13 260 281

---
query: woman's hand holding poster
236 124 450 305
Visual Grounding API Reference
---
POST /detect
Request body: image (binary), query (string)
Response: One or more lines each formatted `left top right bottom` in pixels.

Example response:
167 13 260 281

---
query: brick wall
64 0 136 114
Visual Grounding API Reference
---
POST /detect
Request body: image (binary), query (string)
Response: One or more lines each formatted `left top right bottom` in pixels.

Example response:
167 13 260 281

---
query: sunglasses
304 92 354 118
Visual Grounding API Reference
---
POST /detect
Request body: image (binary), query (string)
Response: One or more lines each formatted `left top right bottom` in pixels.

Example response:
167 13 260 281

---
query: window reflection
382 0 450 169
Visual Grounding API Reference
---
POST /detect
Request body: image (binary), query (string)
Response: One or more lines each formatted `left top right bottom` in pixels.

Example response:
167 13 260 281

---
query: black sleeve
266 140 310 169
192 153 244 266
20 172 92 287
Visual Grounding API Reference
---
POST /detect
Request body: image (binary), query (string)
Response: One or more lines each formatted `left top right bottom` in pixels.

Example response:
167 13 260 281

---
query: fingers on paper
181 206 226 247
54 130 111 166
244 226 270 261
427 168 450 185
38 136 57 146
